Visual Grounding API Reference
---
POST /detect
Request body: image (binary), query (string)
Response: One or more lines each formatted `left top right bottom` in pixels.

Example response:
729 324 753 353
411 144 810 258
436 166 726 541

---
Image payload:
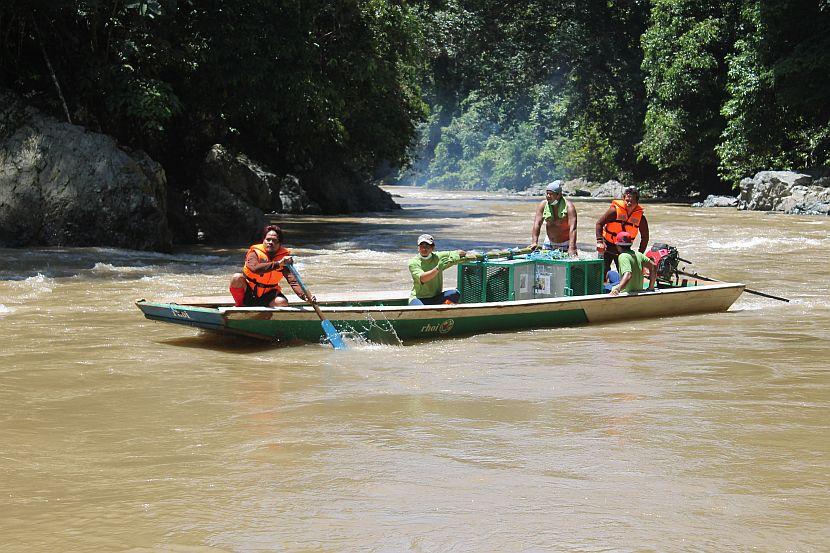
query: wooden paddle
285 265 348 349
676 269 790 303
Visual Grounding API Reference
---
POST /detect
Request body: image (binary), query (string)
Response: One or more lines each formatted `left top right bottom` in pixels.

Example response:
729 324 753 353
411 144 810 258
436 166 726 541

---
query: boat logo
171 308 191 319
420 319 455 334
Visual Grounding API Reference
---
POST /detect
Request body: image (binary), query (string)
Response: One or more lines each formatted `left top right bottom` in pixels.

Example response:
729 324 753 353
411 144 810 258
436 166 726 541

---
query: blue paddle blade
321 319 347 350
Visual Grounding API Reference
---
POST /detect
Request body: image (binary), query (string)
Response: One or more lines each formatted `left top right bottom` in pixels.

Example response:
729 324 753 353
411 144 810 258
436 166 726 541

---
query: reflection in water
1 187 829 551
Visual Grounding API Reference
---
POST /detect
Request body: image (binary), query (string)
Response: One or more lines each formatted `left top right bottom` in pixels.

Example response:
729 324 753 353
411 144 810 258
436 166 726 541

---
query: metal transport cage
457 257 603 303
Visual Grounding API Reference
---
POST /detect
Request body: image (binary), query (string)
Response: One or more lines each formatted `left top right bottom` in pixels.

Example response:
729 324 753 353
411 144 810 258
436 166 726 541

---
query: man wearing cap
408 234 467 305
530 180 578 257
609 231 657 295
596 185 650 274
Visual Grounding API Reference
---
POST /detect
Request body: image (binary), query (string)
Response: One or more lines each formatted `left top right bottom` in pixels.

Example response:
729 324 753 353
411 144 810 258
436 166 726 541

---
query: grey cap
417 233 435 245
545 180 563 194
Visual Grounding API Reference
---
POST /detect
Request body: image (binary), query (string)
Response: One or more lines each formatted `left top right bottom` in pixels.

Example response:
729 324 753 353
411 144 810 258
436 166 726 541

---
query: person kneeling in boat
228 225 314 307
409 234 467 305
530 180 578 256
609 232 657 296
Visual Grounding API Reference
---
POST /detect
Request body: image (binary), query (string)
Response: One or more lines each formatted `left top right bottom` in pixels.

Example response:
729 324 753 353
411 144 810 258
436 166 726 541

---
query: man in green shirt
408 234 467 305
609 232 657 295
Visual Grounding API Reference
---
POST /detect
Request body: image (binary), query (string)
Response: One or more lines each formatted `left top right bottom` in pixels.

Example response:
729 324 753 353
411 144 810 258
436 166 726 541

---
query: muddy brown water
1 187 828 551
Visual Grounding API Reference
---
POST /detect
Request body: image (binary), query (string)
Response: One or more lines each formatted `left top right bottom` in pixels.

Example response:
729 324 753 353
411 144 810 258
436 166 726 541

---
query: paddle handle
676 269 790 303
310 301 326 319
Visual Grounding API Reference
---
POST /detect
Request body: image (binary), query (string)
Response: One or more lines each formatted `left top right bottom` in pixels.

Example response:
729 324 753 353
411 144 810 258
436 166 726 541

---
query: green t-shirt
617 250 650 292
408 250 461 300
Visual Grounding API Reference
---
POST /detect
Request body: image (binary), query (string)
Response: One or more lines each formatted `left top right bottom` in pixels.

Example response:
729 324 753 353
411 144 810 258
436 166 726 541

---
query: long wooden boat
135 277 744 345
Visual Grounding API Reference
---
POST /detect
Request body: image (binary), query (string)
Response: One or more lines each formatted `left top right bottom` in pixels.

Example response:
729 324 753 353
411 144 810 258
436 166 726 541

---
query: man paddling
408 234 467 305
596 185 650 274
530 180 578 256
228 225 314 307
609 232 657 295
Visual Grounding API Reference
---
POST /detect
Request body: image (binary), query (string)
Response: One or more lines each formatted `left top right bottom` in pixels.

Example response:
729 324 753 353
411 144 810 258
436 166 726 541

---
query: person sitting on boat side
408 234 467 305
595 185 650 275
228 225 314 307
530 180 578 257
609 232 657 295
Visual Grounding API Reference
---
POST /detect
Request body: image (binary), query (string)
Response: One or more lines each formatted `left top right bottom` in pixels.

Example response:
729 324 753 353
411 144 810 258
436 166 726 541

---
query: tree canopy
2 0 828 201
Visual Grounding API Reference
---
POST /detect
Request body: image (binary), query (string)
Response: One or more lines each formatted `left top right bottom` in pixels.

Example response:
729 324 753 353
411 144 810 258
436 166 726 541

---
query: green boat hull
136 281 744 345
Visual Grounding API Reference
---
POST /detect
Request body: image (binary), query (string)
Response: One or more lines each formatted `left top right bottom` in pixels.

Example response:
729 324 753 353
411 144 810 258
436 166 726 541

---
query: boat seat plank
176 290 409 308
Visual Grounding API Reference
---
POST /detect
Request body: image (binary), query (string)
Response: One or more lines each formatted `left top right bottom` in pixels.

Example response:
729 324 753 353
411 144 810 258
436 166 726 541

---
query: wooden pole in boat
285 265 348 349
676 269 790 303
462 246 534 262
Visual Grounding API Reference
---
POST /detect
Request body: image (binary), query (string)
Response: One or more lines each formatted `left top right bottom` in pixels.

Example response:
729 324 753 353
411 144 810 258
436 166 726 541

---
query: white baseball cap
417 234 435 245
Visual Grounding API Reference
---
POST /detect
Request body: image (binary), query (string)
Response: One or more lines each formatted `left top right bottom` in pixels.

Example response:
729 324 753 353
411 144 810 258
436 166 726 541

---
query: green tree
640 0 740 194
717 0 830 185
1 0 428 232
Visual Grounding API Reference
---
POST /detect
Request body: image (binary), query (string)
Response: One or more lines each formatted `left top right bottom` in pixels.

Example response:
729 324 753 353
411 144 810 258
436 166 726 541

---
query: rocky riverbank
515 173 830 216
0 89 400 252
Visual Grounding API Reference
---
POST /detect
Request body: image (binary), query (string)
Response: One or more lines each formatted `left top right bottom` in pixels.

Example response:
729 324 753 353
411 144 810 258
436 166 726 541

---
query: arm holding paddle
282 260 315 303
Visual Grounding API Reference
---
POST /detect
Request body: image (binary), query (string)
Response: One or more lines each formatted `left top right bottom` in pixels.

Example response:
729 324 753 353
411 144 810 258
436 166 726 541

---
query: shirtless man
530 180 578 257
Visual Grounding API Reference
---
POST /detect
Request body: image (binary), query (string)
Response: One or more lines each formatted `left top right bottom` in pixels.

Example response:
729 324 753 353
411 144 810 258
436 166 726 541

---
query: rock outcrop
590 179 625 199
0 89 172 251
189 145 318 244
299 159 401 213
692 195 739 208
738 170 830 215
516 178 626 198
1 91 402 251
189 144 402 243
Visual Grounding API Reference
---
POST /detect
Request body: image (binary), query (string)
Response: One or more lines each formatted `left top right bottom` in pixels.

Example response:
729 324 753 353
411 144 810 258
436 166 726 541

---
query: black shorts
243 286 287 307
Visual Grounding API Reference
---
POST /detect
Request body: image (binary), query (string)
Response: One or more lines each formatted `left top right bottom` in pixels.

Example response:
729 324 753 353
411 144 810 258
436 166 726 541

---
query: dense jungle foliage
2 0 829 198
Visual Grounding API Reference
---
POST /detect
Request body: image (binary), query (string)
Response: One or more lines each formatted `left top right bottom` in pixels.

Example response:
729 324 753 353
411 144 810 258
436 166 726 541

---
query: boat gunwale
137 281 745 320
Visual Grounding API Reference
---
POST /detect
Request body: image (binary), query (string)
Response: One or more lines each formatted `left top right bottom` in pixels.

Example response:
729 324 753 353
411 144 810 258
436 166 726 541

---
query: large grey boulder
0 89 171 250
301 159 400 213
738 170 829 214
591 180 625 199
693 195 739 208
562 178 593 197
191 145 269 244
277 174 320 214
190 145 323 243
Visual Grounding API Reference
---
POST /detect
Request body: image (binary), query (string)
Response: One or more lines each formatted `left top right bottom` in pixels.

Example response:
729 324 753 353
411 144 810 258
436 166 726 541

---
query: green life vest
543 198 568 221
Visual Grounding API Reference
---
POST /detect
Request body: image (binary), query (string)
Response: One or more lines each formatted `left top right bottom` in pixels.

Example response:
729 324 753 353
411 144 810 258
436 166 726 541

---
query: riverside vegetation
1 1 828 250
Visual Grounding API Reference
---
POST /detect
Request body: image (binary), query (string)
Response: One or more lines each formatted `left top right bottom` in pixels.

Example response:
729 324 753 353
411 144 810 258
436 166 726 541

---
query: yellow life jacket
242 244 290 296
602 200 643 243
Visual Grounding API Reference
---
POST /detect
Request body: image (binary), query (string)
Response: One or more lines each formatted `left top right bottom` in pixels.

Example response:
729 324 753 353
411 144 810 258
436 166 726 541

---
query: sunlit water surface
1 187 828 551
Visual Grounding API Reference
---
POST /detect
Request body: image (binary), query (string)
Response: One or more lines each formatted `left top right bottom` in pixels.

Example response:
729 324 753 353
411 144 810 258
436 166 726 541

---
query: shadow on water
158 332 296 353
158 331 406 352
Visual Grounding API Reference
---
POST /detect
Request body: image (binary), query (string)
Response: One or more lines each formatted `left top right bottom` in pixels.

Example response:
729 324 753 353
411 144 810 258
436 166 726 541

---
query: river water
1 186 828 551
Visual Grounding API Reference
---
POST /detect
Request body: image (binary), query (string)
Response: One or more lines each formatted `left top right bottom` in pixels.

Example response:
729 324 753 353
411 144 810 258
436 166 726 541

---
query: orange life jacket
602 200 643 243
242 244 290 297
